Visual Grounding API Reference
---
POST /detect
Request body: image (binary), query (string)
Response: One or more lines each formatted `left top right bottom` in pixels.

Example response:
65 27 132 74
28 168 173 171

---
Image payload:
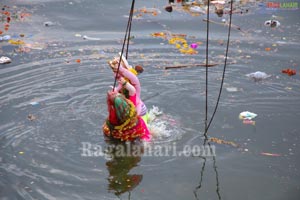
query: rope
205 0 234 132
204 0 210 139
112 0 136 90
126 10 133 60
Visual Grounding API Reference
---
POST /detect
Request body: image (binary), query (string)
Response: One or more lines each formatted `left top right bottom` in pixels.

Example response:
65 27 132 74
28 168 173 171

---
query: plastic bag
239 111 257 120
246 71 271 81
0 56 11 64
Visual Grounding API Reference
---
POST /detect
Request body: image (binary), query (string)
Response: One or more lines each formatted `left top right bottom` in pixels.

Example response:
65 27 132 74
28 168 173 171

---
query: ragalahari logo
266 1 299 10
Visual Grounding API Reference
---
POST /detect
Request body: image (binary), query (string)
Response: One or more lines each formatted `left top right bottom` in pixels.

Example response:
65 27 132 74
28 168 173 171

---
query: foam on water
147 105 183 144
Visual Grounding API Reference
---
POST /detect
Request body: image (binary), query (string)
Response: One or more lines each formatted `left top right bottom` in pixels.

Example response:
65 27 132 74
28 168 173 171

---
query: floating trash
190 43 198 49
139 7 161 16
265 47 271 51
44 21 56 27
226 87 239 92
239 111 257 120
264 20 280 28
164 5 173 12
27 114 37 121
0 35 11 41
209 137 240 148
0 56 11 64
169 37 198 55
260 152 281 157
282 68 296 76
8 39 25 45
134 7 161 18
150 32 167 38
29 101 39 106
246 71 271 81
211 0 226 4
190 6 205 13
82 35 101 41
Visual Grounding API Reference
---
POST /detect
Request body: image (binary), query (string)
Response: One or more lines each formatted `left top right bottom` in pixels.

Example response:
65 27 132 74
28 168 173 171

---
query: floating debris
150 32 167 38
0 35 11 41
211 0 226 4
164 62 236 70
264 20 280 28
260 152 281 157
138 7 161 16
240 112 256 125
82 35 101 41
27 114 37 121
246 71 271 81
189 6 205 14
0 56 11 64
265 47 271 51
282 68 296 76
239 111 257 120
209 137 240 148
150 31 198 54
226 87 239 92
29 101 39 106
203 19 246 34
44 21 56 27
8 39 25 45
169 37 198 55
190 43 198 49
164 5 173 13
134 7 161 18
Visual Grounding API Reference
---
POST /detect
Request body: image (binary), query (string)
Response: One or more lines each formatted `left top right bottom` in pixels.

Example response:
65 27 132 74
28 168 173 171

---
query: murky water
1 0 300 199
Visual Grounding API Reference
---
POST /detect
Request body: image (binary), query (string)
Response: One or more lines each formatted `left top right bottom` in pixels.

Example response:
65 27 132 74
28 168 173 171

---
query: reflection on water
194 139 221 200
105 140 143 197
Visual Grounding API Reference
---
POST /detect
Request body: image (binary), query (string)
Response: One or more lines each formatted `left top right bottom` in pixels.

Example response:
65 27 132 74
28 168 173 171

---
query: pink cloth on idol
115 65 144 116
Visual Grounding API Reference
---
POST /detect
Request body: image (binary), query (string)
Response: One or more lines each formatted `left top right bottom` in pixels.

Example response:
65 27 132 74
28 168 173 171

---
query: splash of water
147 105 182 143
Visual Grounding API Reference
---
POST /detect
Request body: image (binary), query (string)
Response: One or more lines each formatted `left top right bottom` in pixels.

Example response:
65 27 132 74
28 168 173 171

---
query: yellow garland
168 37 198 55
8 39 25 45
129 68 138 76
